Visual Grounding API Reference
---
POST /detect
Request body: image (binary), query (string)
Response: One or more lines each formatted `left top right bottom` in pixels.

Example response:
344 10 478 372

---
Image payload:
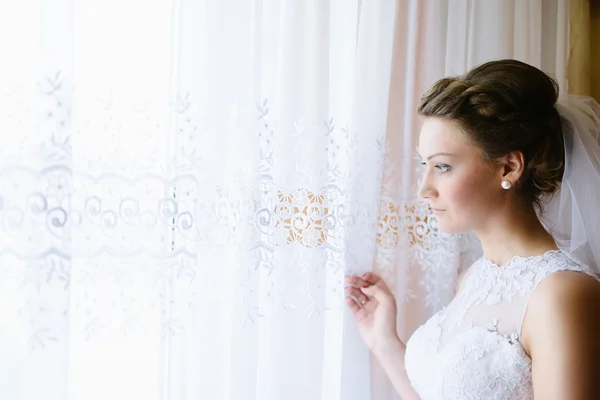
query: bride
345 59 600 399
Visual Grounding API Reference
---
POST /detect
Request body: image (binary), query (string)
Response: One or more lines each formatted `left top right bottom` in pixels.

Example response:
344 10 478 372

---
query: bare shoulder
528 270 600 312
525 270 600 330
523 270 600 398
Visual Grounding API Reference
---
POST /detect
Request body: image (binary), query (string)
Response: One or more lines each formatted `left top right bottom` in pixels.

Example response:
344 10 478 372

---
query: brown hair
418 59 564 209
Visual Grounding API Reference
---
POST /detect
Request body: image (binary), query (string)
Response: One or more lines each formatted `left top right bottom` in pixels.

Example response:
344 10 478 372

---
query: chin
434 216 468 235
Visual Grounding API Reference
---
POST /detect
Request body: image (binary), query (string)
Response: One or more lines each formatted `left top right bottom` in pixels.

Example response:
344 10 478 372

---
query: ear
497 151 525 184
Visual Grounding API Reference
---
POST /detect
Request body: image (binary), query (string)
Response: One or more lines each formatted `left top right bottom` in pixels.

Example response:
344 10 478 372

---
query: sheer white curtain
0 1 396 399
0 1 569 400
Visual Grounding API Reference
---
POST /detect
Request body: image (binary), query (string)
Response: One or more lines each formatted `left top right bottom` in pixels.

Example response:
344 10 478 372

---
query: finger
345 286 368 305
360 283 390 304
346 294 370 315
345 296 361 314
362 272 381 285
345 275 372 288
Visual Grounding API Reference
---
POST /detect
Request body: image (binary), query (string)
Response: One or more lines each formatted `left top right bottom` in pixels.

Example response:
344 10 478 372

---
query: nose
417 171 437 200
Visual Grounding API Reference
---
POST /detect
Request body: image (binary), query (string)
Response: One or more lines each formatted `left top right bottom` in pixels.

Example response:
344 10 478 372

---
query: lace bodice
404 250 599 400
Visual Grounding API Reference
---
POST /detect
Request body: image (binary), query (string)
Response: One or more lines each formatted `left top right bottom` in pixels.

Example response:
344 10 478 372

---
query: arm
372 263 469 399
346 273 421 399
372 335 421 400
523 271 600 399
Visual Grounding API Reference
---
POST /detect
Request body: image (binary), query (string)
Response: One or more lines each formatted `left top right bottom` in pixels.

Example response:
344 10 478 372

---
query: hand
345 272 399 351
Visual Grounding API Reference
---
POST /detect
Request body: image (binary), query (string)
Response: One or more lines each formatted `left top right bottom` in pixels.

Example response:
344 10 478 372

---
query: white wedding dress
404 250 599 400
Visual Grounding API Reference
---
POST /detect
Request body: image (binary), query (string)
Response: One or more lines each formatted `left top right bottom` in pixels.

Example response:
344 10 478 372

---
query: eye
436 164 451 174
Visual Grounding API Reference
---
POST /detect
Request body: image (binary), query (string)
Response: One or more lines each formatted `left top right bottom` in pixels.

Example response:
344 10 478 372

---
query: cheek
442 170 495 212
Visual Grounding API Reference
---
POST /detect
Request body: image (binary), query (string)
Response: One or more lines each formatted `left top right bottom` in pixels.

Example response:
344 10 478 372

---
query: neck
473 202 558 267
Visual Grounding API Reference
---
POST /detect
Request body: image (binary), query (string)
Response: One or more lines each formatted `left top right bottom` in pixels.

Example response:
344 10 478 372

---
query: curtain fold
0 1 571 399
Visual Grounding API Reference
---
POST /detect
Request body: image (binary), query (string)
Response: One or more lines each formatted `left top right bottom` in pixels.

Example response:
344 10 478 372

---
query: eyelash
420 162 451 175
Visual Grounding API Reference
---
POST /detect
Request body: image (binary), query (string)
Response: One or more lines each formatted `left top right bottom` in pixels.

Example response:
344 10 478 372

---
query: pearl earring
501 180 512 190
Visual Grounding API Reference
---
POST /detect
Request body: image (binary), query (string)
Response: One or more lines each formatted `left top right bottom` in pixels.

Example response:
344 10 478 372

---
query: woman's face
417 117 503 234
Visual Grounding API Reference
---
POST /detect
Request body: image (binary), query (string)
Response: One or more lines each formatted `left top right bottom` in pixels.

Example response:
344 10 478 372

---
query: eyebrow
415 151 456 160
